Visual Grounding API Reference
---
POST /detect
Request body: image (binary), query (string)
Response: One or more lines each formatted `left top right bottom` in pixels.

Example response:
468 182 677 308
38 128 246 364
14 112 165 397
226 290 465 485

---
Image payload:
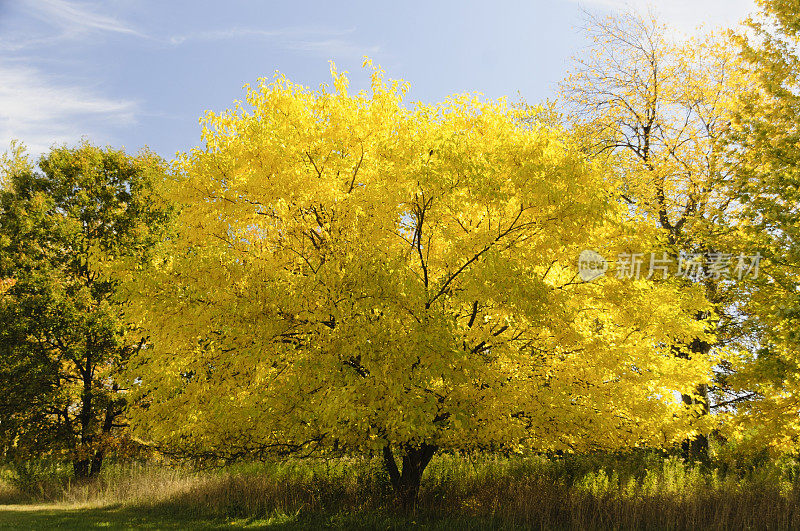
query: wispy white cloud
168 26 379 58
563 0 757 34
168 26 356 46
23 0 145 38
0 1 377 156
5 1 376 58
0 64 138 156
0 0 148 51
283 38 381 58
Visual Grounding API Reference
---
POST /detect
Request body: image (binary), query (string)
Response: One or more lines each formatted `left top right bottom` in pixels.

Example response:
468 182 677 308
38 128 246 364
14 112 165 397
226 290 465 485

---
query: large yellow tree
128 64 712 507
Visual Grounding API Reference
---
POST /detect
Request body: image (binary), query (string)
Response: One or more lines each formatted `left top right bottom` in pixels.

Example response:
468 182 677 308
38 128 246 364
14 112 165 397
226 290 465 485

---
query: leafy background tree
0 142 172 479
723 0 800 453
561 12 754 460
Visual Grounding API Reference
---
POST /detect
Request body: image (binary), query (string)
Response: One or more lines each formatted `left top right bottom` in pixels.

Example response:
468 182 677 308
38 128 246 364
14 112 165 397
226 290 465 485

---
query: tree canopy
125 64 713 505
0 142 172 478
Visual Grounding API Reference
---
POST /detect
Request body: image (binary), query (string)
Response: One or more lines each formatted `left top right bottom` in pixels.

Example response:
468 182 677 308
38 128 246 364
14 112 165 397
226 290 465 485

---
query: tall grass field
2 452 799 529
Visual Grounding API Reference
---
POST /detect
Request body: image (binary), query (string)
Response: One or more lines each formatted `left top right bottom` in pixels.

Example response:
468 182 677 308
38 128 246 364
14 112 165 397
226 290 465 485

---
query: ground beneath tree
0 503 494 529
0 504 281 529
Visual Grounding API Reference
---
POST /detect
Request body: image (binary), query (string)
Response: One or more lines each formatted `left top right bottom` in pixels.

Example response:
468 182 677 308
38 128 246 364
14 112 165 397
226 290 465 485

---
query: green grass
2 453 800 529
0 504 263 529
0 505 504 530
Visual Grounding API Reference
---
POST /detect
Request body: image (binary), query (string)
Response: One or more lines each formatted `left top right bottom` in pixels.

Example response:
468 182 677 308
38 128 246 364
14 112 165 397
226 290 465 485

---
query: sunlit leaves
128 64 713 461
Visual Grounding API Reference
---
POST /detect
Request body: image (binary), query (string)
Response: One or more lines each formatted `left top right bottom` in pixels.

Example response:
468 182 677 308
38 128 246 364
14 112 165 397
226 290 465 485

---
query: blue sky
0 0 756 160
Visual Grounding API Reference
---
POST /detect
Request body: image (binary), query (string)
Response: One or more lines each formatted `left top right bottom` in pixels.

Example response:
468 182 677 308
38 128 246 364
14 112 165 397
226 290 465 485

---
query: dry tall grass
2 453 799 529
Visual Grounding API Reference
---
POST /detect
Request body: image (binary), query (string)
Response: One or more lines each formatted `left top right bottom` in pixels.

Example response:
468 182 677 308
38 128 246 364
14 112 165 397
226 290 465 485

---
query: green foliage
722 0 800 452
4 459 72 500
0 141 173 478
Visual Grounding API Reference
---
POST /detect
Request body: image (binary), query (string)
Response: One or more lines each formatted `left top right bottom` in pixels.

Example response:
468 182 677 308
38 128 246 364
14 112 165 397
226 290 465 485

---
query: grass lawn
0 504 268 529
0 504 501 530
0 503 331 530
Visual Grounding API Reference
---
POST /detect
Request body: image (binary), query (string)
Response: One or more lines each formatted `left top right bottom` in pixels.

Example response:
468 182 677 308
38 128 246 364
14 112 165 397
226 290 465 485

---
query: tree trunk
680 334 711 462
88 403 116 478
74 356 94 480
73 458 90 479
681 382 710 462
382 443 437 511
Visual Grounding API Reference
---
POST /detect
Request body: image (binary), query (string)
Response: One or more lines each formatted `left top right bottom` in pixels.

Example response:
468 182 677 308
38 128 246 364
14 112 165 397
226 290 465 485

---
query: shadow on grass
0 504 287 530
0 504 502 530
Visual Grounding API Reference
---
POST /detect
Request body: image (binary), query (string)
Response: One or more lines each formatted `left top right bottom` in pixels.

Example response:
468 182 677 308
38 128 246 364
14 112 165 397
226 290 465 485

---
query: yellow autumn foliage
126 63 713 460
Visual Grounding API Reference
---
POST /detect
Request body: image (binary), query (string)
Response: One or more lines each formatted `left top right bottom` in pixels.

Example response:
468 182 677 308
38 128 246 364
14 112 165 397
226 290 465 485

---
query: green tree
723 0 800 453
0 142 172 478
